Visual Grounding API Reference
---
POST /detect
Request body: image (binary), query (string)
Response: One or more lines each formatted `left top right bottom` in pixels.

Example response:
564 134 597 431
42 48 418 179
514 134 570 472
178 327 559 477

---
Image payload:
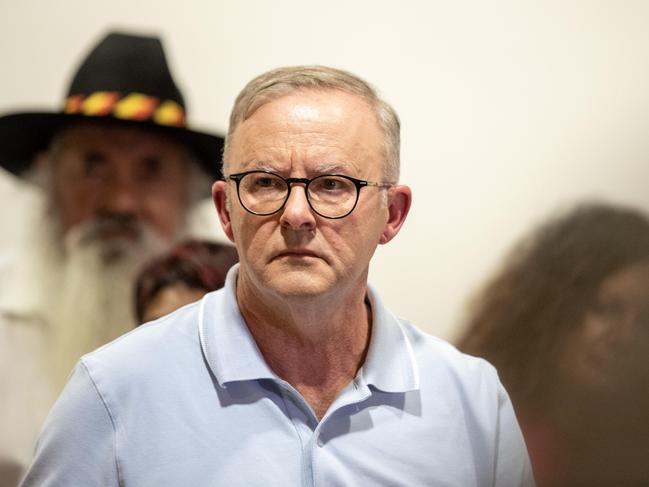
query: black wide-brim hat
0 31 224 181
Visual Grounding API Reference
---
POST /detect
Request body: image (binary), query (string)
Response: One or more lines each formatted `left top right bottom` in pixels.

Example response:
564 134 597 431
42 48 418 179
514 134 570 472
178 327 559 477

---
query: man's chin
265 270 337 299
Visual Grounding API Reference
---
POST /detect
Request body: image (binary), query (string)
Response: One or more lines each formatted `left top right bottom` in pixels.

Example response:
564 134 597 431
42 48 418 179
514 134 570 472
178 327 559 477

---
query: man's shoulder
399 319 490 361
398 319 500 388
80 298 204 382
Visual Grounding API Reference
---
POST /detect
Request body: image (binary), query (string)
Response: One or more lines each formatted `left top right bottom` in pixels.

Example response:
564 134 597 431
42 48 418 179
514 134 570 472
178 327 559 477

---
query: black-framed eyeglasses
225 170 392 219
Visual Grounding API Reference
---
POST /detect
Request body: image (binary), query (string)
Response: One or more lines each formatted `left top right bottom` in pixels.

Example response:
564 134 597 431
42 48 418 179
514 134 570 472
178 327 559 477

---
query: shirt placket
276 376 372 487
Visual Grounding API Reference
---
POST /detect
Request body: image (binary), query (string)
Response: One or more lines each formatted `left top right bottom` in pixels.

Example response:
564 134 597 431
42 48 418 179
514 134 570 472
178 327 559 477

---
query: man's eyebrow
256 162 280 172
313 161 364 176
237 160 277 172
236 161 360 175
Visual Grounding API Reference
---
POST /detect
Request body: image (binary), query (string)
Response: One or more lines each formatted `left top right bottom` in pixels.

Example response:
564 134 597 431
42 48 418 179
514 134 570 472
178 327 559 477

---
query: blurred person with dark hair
135 239 238 323
0 31 223 482
457 202 649 486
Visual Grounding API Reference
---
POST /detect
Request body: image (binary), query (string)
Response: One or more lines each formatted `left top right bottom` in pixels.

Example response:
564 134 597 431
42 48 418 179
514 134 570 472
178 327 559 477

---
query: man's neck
237 278 372 420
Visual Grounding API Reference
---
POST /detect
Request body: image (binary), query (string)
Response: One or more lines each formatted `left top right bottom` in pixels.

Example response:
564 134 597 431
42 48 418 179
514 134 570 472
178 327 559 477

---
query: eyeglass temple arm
365 181 393 188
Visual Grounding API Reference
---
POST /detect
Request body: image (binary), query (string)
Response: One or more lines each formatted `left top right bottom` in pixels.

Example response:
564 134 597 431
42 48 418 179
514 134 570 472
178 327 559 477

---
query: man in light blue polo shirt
22 66 535 486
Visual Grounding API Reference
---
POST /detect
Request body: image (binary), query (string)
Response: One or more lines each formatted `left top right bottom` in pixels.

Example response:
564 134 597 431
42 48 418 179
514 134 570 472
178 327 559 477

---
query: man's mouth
94 226 140 241
83 217 143 244
273 249 320 260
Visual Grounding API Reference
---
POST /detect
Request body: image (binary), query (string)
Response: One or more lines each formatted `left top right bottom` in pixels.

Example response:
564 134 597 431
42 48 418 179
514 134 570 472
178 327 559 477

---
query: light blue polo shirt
22 266 534 486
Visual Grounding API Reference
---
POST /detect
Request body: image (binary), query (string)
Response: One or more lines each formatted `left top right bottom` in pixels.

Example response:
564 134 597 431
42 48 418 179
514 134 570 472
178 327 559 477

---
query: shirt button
316 436 324 447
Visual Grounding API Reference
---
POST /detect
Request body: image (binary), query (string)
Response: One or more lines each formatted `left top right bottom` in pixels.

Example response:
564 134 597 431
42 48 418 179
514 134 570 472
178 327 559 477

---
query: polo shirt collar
199 265 420 394
199 264 277 387
360 285 420 393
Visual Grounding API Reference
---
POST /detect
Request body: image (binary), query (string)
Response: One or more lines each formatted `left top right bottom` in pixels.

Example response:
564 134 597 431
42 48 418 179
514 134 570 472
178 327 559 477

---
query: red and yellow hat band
64 92 186 127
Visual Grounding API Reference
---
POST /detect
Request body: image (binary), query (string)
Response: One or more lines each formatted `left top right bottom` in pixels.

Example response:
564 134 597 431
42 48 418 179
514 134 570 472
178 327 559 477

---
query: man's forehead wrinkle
237 138 364 176
230 92 383 178
237 127 348 158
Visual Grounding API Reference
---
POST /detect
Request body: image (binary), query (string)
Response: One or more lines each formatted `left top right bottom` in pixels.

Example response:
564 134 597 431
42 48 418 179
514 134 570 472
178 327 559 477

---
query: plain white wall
2 0 649 340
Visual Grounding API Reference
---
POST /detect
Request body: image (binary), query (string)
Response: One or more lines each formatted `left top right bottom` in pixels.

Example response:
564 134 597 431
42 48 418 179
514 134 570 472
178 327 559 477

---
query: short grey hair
223 65 400 183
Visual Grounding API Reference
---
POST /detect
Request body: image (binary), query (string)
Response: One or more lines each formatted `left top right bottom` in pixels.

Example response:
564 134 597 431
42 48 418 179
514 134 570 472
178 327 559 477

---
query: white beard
17 213 171 392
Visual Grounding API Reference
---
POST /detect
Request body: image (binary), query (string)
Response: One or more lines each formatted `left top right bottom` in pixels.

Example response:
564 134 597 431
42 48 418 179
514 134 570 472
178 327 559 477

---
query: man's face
49 123 192 244
213 89 409 302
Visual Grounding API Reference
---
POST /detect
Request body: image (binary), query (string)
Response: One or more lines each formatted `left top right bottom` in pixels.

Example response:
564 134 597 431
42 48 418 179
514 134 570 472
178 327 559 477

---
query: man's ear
379 185 412 244
212 180 235 243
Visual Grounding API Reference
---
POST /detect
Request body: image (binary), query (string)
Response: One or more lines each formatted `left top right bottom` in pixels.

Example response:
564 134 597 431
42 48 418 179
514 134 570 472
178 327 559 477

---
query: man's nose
279 185 316 231
97 173 141 215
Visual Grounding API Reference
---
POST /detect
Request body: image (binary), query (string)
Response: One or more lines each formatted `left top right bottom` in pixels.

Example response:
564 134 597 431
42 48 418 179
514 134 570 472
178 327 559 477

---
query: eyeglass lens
237 172 358 218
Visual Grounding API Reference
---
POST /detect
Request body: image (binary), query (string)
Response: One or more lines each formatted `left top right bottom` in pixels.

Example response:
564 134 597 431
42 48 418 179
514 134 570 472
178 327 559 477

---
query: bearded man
0 31 223 484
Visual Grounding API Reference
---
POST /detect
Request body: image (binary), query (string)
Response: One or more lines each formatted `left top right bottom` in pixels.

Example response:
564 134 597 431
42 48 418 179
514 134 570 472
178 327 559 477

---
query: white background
2 0 649 340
